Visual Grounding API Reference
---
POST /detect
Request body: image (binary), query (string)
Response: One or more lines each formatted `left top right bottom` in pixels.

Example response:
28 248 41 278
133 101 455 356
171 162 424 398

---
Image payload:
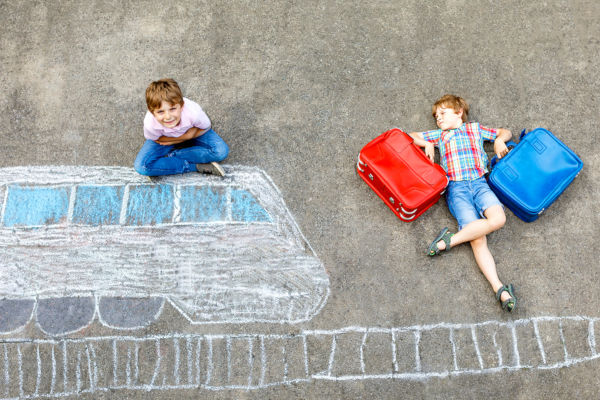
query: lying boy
409 94 517 312
134 78 229 177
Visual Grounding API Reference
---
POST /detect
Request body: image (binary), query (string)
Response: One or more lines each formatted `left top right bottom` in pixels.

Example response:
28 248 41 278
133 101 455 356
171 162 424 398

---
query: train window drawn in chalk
0 166 329 337
2 184 272 227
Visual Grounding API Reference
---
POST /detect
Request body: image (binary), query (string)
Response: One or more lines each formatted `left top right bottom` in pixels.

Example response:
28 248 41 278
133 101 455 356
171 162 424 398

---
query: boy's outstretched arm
493 128 512 159
409 132 435 162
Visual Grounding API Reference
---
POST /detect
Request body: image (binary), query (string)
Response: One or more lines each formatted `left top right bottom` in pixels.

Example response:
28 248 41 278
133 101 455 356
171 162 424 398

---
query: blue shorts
446 176 502 230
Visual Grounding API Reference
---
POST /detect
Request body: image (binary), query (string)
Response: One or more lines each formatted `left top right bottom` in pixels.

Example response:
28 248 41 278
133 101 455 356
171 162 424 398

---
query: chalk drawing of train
0 166 330 336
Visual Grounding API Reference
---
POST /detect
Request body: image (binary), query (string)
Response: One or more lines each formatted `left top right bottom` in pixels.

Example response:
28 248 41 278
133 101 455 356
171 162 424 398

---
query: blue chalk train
0 166 329 336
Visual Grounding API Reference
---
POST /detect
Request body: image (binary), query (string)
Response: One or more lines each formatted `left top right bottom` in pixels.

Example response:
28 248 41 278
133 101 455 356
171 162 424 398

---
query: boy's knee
485 206 506 231
213 143 229 162
470 236 487 249
134 166 151 176
134 159 150 176
489 212 506 231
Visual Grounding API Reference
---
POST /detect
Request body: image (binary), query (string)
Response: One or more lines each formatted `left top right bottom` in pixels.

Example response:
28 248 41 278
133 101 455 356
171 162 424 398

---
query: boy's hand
185 127 208 139
155 127 209 146
494 139 509 159
156 137 184 146
424 142 435 162
409 132 435 162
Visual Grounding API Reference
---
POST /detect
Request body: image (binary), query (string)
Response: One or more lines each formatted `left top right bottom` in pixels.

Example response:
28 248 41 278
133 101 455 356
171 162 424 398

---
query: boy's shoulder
182 97 202 111
143 110 156 127
460 121 485 134
462 121 480 128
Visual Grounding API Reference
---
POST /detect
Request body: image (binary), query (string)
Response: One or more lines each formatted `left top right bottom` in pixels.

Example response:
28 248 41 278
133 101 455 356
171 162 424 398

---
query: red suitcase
357 128 448 221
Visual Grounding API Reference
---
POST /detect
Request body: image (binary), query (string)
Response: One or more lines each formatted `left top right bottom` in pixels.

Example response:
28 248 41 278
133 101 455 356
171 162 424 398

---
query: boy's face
435 106 463 131
152 100 182 129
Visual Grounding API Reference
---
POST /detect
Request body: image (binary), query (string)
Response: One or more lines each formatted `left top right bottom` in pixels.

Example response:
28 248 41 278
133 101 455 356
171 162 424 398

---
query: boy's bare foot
196 162 225 177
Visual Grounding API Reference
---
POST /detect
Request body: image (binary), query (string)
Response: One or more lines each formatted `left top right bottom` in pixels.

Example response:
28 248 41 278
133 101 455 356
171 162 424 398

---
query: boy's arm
409 132 435 162
493 128 512 159
156 126 211 146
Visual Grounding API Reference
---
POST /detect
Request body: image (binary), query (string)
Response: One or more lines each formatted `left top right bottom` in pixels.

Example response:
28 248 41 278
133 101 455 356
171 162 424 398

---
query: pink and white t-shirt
143 98 211 141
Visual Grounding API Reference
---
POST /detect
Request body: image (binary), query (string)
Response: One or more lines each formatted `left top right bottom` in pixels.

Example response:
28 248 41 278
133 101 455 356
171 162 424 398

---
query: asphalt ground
1 0 600 398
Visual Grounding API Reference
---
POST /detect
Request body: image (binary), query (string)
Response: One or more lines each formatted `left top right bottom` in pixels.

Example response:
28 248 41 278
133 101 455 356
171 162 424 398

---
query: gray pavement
1 0 600 398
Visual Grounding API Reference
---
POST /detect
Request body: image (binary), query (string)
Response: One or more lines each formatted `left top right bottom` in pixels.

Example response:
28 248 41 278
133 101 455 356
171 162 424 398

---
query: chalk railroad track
0 316 598 398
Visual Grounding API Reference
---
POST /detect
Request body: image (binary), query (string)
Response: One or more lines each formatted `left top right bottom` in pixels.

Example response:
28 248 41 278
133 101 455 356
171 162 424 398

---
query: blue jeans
134 129 229 176
446 176 502 230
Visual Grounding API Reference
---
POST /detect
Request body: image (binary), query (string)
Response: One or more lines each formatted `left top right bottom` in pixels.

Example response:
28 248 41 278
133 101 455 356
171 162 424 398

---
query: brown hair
145 78 184 112
432 94 469 122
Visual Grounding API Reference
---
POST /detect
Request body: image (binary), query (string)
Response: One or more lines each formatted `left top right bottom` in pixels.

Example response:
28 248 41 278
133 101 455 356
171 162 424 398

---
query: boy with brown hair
134 78 229 177
409 94 517 311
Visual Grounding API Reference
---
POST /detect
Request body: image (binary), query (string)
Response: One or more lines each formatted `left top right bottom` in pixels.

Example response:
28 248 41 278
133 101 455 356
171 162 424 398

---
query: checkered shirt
421 122 498 181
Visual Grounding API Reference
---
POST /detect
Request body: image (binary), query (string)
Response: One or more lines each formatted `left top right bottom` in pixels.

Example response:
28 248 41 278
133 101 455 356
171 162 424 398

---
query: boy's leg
134 140 197 176
470 234 513 303
438 205 505 250
436 177 505 251
444 202 514 304
432 178 514 304
170 129 229 165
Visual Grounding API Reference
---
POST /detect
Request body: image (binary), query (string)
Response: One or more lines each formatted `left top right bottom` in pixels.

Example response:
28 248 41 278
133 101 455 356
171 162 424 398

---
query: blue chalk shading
72 185 124 225
3 186 70 227
230 189 271 222
179 185 228 222
125 184 174 226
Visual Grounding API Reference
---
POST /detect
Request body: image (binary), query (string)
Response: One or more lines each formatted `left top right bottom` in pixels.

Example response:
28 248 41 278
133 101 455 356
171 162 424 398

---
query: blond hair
432 94 469 122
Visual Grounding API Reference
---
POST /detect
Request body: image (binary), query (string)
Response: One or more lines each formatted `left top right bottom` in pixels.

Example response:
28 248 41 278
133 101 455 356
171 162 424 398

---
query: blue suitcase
487 128 583 222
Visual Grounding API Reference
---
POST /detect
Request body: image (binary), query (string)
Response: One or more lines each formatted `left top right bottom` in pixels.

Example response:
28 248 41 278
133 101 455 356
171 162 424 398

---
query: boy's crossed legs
134 129 229 177
429 177 516 310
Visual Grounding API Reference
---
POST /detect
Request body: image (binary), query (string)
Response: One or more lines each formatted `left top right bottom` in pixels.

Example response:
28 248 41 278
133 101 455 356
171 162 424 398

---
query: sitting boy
409 94 517 312
134 78 229 177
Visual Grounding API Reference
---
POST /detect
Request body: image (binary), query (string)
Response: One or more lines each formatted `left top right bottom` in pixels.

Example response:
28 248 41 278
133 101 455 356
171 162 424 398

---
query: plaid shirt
422 122 498 181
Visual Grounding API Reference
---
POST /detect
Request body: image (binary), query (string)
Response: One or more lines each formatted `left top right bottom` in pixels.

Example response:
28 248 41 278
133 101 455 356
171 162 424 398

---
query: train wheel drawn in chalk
0 166 330 336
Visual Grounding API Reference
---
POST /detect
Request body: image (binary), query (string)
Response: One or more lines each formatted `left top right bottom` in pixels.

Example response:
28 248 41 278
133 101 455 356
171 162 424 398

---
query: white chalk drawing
0 316 597 398
0 166 330 335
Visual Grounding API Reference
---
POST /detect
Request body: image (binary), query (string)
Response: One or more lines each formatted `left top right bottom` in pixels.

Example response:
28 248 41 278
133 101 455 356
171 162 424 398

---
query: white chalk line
449 328 457 371
471 325 484 370
533 319 547 364
589 320 597 356
66 187 76 225
0 187 7 227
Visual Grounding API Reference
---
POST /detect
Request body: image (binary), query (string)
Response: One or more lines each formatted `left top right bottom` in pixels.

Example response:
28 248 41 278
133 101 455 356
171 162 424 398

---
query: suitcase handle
399 213 416 221
519 129 528 141
400 206 417 215
357 153 366 172
489 140 518 170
